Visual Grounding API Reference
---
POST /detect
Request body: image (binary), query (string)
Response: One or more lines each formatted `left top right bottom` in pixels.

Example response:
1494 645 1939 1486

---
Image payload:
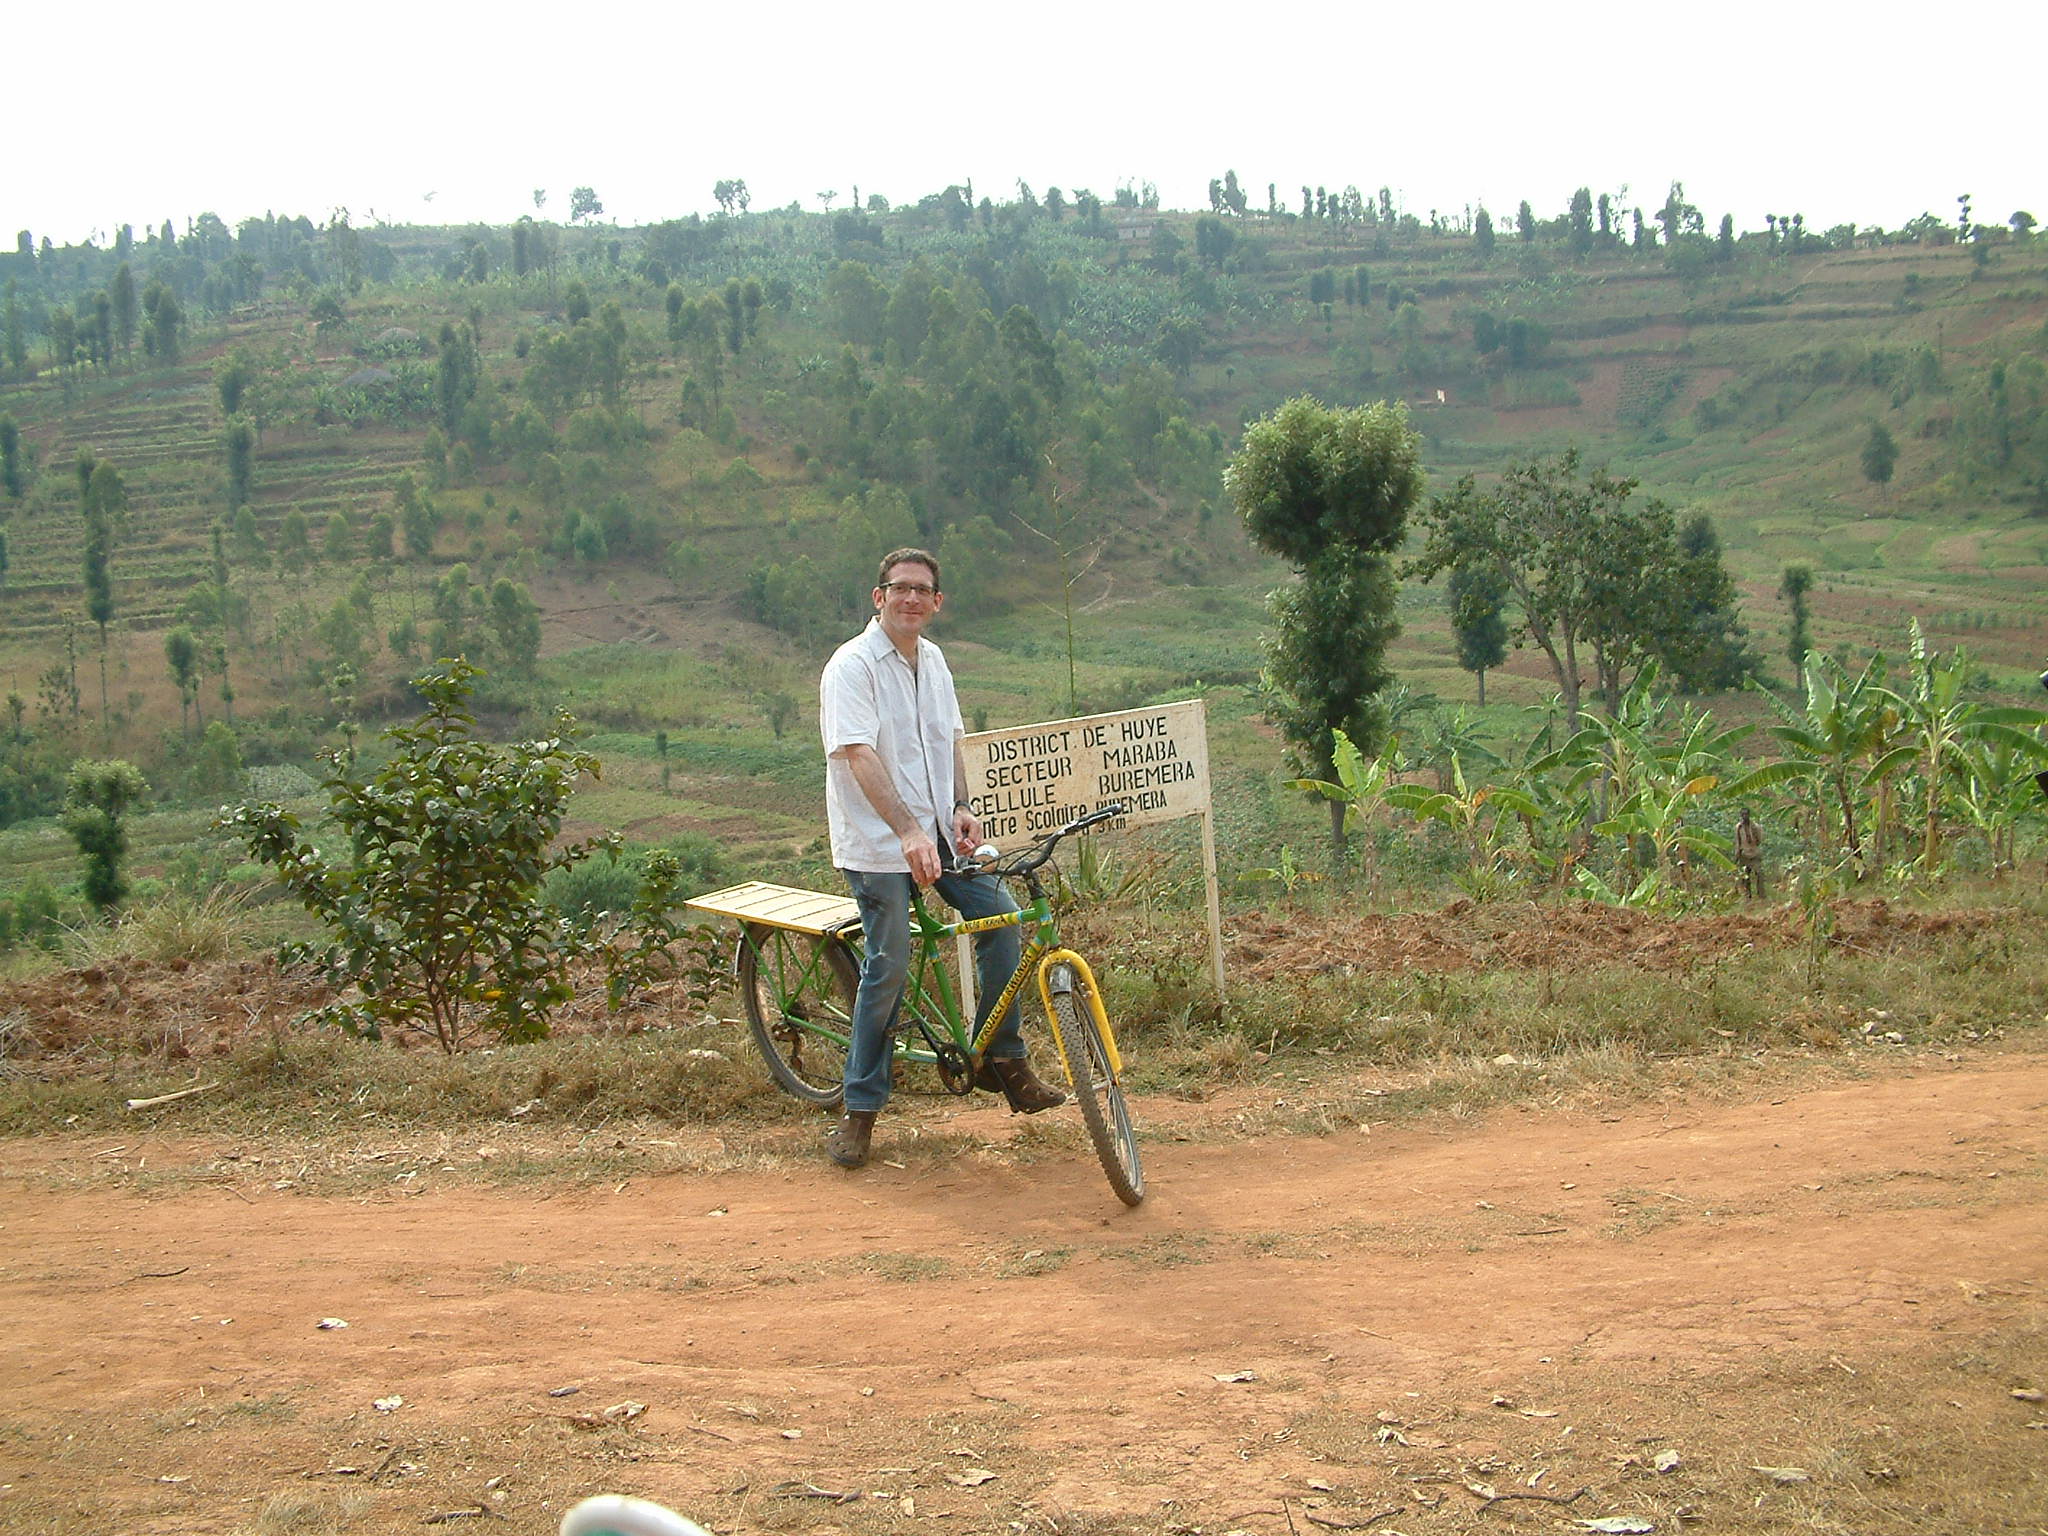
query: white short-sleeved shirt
820 618 963 872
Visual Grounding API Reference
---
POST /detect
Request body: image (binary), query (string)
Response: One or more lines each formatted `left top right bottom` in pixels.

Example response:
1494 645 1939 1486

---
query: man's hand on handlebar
958 802 1132 879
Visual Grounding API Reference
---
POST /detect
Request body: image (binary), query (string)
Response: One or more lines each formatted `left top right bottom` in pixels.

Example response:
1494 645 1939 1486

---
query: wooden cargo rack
683 881 861 938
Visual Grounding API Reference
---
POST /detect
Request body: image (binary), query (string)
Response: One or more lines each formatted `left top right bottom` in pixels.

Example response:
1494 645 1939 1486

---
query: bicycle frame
889 886 1122 1082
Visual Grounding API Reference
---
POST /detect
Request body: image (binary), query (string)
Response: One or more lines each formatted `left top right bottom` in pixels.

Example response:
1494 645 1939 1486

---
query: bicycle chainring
931 1041 975 1095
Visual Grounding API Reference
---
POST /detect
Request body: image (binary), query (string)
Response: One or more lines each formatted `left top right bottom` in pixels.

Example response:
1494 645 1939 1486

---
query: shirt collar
859 615 924 666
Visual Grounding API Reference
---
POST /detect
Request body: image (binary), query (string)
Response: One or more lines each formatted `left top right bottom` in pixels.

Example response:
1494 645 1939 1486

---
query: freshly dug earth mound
1228 896 1998 980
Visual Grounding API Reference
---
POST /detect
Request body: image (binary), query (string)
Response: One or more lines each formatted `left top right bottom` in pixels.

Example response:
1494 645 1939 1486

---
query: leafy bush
2 877 68 952
652 830 734 895
546 833 733 926
220 659 617 1051
544 853 641 927
243 763 320 802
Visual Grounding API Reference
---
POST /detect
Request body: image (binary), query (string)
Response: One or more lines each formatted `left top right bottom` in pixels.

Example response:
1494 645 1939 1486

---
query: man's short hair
876 547 940 590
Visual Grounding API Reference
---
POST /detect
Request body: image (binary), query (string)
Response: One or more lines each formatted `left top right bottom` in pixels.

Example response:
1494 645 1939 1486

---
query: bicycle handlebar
947 801 1130 878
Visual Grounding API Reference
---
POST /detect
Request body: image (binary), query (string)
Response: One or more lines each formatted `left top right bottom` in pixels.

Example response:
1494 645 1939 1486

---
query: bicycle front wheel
1050 981 1144 1206
738 924 860 1108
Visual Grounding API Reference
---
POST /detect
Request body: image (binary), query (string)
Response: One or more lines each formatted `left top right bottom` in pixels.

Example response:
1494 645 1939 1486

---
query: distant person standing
1734 807 1765 898
817 548 1066 1171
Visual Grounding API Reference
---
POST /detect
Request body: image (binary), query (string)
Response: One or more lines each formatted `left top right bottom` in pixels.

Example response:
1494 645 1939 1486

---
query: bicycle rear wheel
738 924 860 1107
1050 979 1144 1206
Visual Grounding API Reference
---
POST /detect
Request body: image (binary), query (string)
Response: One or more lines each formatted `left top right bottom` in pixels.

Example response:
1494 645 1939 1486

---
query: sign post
960 699 1226 1000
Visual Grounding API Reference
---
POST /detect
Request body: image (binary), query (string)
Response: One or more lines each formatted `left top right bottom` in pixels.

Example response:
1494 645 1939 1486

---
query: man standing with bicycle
818 548 1067 1169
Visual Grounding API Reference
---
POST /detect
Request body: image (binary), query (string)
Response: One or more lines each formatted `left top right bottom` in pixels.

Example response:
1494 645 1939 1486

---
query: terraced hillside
1 204 2043 834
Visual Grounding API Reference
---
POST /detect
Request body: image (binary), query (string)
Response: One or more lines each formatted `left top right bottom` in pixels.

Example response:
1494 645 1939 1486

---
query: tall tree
436 321 479 430
1860 420 1898 494
1779 563 1815 675
1227 397 1424 854
216 349 254 416
224 417 256 510
3 280 25 378
81 461 126 735
1663 513 1763 692
1473 207 1495 257
1568 188 1594 256
109 264 138 358
50 310 78 381
141 280 182 362
825 260 888 349
62 760 151 913
164 626 201 737
488 579 542 674
1447 563 1509 704
210 520 236 724
0 414 21 499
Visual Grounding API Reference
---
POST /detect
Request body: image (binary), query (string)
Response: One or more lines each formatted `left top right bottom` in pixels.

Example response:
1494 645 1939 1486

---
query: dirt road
3 1053 2044 1535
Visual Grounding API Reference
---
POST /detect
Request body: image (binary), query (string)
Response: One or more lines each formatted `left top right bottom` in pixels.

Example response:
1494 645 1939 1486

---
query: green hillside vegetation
2 180 2046 941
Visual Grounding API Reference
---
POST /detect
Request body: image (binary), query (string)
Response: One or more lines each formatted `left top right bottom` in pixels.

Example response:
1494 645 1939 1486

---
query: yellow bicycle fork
1035 948 1123 1084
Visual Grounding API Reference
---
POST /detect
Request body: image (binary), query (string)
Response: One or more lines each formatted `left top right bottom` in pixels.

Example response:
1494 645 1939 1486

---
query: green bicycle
689 804 1143 1206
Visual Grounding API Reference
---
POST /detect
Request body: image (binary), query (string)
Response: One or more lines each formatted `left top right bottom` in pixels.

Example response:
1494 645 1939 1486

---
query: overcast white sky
12 2 2040 248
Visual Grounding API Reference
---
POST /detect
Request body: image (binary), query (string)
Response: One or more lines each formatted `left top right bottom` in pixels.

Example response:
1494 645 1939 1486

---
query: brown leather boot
973 1057 1067 1114
826 1109 877 1168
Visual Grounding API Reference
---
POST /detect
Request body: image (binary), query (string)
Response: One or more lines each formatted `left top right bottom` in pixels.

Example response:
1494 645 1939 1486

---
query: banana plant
1735 651 1895 867
1572 864 1665 908
1410 705 1505 792
1870 621 2048 871
1951 733 2048 873
1291 727 1404 890
1525 663 1750 884
1239 844 1324 895
1386 750 1541 881
1591 769 1735 879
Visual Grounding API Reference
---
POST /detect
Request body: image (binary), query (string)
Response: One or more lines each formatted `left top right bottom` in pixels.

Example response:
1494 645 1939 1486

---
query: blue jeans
839 863 1024 1113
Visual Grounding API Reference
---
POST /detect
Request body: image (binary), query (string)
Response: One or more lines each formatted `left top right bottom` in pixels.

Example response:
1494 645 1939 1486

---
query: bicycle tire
1050 981 1144 1206
738 924 860 1108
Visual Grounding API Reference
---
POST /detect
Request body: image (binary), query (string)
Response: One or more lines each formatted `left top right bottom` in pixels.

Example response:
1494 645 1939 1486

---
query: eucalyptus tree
164 626 201 737
81 460 126 735
224 417 256 510
216 349 253 416
1568 188 1595 256
1779 563 1815 674
3 280 25 378
62 759 150 913
0 414 21 498
141 280 181 362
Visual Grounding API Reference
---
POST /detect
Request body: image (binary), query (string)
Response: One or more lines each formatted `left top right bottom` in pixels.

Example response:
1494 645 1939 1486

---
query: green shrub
220 660 616 1052
545 853 641 926
545 833 733 925
9 877 66 951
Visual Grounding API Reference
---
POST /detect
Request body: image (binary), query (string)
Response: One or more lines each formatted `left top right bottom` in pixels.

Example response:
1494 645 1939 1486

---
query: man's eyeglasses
880 581 939 599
